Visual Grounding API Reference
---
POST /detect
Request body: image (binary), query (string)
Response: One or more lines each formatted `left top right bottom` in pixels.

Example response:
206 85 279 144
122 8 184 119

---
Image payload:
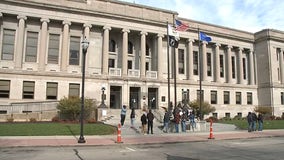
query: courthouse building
0 0 283 119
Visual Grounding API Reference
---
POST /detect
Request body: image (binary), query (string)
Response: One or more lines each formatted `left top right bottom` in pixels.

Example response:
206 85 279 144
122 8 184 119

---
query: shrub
6 117 14 122
51 116 60 122
254 106 272 115
57 96 97 121
189 99 216 118
29 118 37 122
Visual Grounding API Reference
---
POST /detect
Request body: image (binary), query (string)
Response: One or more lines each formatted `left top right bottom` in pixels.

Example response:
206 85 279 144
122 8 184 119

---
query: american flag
175 19 189 32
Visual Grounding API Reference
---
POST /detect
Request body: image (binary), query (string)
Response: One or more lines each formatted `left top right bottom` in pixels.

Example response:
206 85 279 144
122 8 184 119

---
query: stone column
83 23 92 72
38 18 50 71
122 28 130 77
202 41 207 81
215 43 221 82
102 26 111 75
280 49 284 84
249 50 255 85
157 33 163 80
61 20 71 72
237 47 244 84
15 15 27 69
226 45 232 83
140 31 147 78
187 39 194 80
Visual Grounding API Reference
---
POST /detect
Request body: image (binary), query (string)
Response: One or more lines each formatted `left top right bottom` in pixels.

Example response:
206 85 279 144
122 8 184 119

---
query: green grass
218 120 284 130
0 122 116 136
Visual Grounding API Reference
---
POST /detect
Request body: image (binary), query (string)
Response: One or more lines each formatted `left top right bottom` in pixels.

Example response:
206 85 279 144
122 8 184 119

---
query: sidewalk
1 129 284 147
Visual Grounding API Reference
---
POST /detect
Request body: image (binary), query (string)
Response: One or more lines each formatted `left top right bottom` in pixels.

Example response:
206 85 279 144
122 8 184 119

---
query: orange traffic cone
116 123 123 143
208 119 215 139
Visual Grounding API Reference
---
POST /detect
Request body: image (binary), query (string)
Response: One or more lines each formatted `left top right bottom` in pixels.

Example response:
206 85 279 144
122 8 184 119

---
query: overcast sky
120 0 284 33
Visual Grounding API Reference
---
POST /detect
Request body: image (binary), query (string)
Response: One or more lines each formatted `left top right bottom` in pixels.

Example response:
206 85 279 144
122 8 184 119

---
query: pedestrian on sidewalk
147 109 154 134
252 112 257 131
163 110 170 133
120 105 127 126
181 110 187 132
247 112 253 132
174 108 181 133
130 108 136 128
189 111 196 131
141 111 147 135
257 113 264 131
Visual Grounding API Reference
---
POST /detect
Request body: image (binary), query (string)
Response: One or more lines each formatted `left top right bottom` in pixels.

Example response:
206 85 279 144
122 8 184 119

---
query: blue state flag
200 32 212 42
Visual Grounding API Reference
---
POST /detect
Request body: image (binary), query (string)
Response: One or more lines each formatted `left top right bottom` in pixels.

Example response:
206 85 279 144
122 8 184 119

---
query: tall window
247 92 253 105
220 55 224 77
281 92 284 105
146 44 150 56
127 60 132 69
23 81 35 99
243 58 247 79
224 91 230 104
46 82 58 100
69 36 80 65
128 41 133 54
1 29 15 60
232 56 236 79
109 39 116 52
69 83 80 97
48 34 60 64
193 51 198 75
211 90 217 104
108 59 115 68
0 80 10 98
146 62 149 71
236 92 242 105
25 31 38 62
178 49 185 74
207 53 212 76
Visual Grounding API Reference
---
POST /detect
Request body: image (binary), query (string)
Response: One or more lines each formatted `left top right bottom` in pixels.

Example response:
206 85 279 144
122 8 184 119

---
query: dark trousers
120 114 126 126
147 120 153 134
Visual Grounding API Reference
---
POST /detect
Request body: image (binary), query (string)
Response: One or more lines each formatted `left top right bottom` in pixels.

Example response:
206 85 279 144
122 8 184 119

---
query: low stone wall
168 120 208 133
0 111 58 122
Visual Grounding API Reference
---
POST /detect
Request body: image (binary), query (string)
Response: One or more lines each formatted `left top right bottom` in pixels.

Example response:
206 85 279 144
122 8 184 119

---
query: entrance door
148 88 158 109
110 86 121 109
129 87 140 109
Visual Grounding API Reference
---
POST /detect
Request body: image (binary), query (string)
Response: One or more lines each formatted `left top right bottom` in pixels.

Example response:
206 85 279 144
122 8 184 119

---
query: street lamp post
78 37 89 143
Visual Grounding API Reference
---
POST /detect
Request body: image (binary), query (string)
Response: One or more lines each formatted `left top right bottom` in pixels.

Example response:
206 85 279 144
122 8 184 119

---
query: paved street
1 137 283 160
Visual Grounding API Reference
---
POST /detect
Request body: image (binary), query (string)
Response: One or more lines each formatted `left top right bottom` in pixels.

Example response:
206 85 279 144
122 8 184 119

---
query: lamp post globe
78 37 89 143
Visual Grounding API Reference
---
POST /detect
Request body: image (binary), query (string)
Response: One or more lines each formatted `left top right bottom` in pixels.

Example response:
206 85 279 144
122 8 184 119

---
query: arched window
146 44 150 56
128 41 133 54
109 39 116 52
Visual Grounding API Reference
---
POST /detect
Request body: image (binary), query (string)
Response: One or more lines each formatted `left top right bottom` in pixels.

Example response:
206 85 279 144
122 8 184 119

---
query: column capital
84 23 92 29
62 20 71 26
225 45 232 49
103 25 111 30
214 43 221 47
202 41 208 45
122 28 130 33
187 38 195 43
140 31 148 36
17 15 27 20
40 18 50 23
0 12 3 17
157 33 164 38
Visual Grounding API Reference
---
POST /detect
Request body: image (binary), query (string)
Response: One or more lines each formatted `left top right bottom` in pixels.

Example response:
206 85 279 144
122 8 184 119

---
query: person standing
147 109 154 134
252 112 257 131
257 113 264 131
189 111 196 131
130 108 136 128
181 110 187 132
141 111 147 135
247 112 253 132
174 109 181 133
120 105 127 126
163 110 170 133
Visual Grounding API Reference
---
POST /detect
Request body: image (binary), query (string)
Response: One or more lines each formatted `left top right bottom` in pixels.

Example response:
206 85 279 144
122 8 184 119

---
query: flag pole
198 27 203 120
167 21 171 112
173 18 177 110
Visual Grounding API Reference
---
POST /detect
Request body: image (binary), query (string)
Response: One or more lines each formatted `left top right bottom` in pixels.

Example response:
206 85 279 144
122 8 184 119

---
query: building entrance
110 86 121 109
129 87 140 109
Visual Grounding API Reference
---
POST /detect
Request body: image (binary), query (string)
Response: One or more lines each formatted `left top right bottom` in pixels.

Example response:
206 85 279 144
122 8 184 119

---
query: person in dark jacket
257 113 264 131
147 109 154 134
163 110 170 133
252 112 257 131
174 109 181 133
141 111 147 135
247 112 253 132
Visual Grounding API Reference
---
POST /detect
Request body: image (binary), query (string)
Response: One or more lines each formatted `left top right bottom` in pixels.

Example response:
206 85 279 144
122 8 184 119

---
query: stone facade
0 0 283 119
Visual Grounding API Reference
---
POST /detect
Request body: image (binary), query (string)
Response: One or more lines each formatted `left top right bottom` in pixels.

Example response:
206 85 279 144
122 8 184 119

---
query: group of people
247 112 264 132
163 106 196 133
120 105 155 135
